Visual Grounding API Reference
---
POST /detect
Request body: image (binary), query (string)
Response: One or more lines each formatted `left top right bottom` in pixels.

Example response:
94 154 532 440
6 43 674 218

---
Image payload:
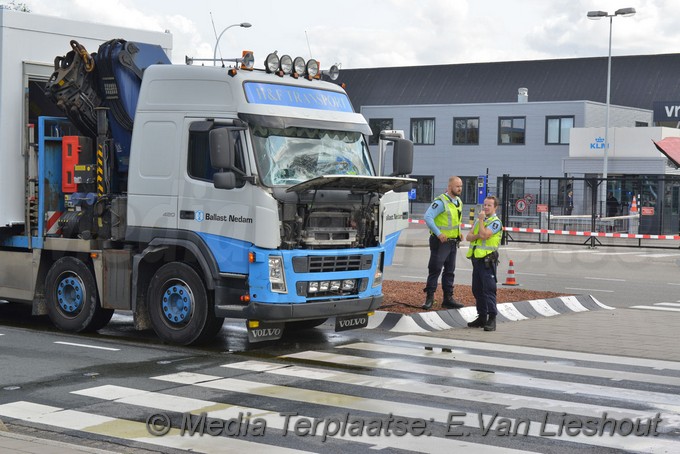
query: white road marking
584 277 626 282
336 343 680 386
631 305 680 313
226 360 680 425
393 335 680 371
564 287 614 293
53 341 119 351
153 372 676 453
0 400 309 453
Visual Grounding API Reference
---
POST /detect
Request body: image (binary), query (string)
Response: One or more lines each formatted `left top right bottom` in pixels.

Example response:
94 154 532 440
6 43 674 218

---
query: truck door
178 119 256 275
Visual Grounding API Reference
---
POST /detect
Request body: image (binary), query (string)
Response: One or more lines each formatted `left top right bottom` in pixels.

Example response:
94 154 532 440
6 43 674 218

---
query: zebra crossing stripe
337 342 680 387
0 399 310 453
149 373 526 453
392 335 680 371
153 372 675 453
281 349 680 409
225 359 680 427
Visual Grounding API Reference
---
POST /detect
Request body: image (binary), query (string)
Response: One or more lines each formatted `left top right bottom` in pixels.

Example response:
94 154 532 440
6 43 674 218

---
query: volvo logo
195 210 204 222
251 328 282 338
338 317 367 328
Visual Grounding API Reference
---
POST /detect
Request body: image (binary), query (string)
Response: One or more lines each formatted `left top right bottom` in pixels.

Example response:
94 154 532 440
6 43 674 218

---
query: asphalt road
1 241 679 452
387 242 680 308
2 315 679 453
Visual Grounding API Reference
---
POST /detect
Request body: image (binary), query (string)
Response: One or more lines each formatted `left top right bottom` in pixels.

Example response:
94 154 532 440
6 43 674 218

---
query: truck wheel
45 257 113 332
147 262 221 345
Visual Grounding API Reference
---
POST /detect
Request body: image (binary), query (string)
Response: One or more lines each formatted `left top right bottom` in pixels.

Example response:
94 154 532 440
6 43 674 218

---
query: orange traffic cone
502 260 519 286
630 195 638 214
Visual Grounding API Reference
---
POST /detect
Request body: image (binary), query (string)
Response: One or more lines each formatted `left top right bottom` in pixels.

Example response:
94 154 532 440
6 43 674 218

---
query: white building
0 9 172 227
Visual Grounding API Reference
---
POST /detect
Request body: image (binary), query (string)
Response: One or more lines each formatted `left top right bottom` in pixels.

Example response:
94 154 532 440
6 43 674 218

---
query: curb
366 295 613 333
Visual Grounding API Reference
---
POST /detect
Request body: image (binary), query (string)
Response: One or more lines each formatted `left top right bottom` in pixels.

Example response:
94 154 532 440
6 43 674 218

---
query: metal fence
498 175 680 249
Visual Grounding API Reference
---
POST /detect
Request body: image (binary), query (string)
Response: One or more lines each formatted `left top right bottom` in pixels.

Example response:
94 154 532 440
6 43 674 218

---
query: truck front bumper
214 295 383 321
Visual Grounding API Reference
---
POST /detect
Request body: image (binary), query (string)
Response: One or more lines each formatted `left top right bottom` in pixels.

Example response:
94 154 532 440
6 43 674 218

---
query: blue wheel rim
161 280 193 326
56 274 84 314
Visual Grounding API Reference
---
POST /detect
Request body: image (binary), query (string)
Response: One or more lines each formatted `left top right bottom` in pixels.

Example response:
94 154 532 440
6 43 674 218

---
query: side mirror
209 128 235 170
214 171 237 190
391 138 413 176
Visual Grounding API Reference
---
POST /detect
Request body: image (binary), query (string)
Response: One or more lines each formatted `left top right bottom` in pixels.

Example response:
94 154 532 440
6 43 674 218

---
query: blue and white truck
0 11 414 345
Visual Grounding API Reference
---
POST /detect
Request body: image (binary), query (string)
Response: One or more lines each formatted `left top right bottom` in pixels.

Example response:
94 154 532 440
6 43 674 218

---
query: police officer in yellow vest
422 176 465 310
466 196 503 331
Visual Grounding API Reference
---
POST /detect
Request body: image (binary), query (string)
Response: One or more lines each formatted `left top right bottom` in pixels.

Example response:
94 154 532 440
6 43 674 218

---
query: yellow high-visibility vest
466 215 502 259
431 194 462 239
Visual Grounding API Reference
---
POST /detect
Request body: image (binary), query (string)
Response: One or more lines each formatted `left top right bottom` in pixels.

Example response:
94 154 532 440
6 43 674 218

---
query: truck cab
1 37 414 345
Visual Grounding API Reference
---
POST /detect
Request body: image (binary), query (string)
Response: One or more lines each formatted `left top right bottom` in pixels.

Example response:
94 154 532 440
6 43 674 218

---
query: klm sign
653 101 680 122
590 137 606 150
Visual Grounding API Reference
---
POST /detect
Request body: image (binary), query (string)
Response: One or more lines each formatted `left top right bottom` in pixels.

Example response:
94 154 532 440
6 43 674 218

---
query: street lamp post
213 22 252 66
587 8 636 214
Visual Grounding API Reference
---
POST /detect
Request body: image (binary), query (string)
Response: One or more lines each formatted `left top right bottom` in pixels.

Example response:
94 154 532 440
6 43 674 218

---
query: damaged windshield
252 125 374 186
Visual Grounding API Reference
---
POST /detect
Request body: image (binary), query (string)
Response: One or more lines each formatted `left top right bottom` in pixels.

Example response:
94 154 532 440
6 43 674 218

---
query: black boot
467 314 487 328
442 293 464 309
422 293 435 310
484 314 497 331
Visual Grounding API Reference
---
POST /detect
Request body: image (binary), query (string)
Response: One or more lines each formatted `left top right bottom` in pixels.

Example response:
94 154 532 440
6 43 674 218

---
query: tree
0 1 31 12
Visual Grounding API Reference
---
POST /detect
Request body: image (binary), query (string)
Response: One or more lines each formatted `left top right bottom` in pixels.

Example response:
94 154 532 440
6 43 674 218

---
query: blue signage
408 188 417 200
244 82 353 112
590 137 606 150
477 175 487 205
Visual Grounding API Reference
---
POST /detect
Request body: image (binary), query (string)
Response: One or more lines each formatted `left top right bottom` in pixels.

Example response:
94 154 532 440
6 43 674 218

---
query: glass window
410 118 435 145
188 126 246 182
546 116 574 145
368 118 394 145
410 175 434 203
453 117 479 145
498 117 525 145
251 126 373 186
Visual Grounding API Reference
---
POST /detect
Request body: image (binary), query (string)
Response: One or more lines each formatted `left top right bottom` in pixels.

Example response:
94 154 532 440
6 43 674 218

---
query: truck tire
147 262 222 345
45 257 114 332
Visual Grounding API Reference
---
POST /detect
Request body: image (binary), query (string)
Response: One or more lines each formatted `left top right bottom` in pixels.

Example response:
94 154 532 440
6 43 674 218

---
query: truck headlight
342 279 355 290
372 252 384 287
268 256 287 293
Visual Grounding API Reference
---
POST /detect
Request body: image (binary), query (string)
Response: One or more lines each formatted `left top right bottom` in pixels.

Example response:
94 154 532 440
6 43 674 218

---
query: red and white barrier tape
407 219 680 240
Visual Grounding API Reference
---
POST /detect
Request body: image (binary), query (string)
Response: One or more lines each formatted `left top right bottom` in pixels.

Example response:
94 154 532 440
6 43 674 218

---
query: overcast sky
15 0 680 69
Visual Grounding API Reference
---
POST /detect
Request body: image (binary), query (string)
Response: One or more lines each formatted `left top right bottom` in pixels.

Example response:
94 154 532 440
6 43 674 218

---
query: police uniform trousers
471 257 498 316
425 235 457 294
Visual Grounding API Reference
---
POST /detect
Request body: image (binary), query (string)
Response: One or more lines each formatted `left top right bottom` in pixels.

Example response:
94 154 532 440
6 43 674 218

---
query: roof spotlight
293 56 306 76
265 52 279 73
306 59 319 78
279 54 293 74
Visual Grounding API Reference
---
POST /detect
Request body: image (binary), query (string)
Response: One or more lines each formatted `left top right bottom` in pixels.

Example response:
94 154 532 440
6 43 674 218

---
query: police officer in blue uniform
422 176 465 310
466 196 503 331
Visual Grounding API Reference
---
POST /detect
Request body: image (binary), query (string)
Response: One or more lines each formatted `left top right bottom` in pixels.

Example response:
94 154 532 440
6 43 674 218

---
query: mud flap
247 322 285 342
335 313 369 332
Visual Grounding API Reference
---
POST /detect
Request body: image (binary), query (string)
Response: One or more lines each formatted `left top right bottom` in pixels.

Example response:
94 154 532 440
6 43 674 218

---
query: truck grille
292 254 373 273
